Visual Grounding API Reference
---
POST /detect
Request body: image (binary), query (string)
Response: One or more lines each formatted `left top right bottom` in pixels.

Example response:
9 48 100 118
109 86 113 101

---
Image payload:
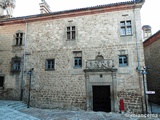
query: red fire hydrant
119 99 124 113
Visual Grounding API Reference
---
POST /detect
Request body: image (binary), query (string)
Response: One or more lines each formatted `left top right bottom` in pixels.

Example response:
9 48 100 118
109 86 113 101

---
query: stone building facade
0 0 146 113
143 30 160 105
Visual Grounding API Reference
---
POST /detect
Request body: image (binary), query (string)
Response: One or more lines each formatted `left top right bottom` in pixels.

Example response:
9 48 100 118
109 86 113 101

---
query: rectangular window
74 57 82 68
73 51 82 68
12 62 20 70
119 55 128 67
67 26 76 40
15 33 23 45
46 59 55 70
120 20 132 36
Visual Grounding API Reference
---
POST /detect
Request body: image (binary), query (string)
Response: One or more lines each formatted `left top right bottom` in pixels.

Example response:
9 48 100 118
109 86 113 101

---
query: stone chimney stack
39 0 51 14
0 0 6 16
142 25 152 40
5 0 16 17
0 0 16 18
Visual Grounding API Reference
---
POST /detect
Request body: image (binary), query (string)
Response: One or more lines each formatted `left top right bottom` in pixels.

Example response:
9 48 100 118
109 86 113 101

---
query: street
0 100 160 120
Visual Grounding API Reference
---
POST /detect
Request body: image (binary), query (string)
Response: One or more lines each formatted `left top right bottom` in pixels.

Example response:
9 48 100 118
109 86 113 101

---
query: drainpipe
133 0 141 71
20 18 28 101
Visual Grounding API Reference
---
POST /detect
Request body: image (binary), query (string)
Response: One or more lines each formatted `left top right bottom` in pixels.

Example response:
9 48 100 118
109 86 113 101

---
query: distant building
143 30 160 105
142 25 152 41
0 0 146 113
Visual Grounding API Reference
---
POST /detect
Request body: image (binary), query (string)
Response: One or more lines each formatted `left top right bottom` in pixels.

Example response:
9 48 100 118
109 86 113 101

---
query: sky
12 0 160 34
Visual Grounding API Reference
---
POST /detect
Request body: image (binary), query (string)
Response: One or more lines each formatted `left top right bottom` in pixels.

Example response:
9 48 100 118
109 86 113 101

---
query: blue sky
13 0 159 34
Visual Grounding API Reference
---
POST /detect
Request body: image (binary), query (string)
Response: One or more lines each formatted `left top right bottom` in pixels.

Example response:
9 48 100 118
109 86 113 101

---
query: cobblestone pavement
0 100 160 120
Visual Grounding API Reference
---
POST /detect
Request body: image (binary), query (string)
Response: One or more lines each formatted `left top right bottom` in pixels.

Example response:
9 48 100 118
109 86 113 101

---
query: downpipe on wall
20 18 28 101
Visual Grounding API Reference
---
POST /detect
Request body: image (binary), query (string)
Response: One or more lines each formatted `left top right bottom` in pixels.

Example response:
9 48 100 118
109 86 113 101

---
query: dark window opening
0 77 4 88
46 59 55 70
15 32 23 45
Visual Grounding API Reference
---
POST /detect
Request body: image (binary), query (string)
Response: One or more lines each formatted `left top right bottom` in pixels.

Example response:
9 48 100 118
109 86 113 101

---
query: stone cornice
0 1 144 25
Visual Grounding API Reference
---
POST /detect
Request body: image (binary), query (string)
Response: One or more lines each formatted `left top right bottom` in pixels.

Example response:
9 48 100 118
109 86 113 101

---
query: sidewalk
0 100 160 120
149 102 160 114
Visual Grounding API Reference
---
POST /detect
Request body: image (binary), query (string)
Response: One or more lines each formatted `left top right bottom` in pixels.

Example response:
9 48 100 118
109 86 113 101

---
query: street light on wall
27 68 34 108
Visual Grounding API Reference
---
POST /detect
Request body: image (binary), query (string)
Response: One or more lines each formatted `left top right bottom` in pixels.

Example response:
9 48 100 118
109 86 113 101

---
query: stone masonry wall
0 7 145 113
144 38 160 105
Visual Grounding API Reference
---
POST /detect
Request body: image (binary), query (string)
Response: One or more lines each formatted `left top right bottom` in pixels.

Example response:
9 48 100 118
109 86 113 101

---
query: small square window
12 62 20 70
119 55 128 67
45 59 55 70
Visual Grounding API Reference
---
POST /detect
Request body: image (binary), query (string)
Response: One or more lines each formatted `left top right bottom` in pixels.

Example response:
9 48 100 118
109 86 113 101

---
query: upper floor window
11 56 21 73
73 51 82 68
119 55 128 67
13 31 24 46
45 59 55 70
67 26 76 40
120 20 132 36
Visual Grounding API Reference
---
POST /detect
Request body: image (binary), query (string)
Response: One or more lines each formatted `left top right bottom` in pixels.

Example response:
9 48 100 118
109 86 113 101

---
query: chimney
5 0 16 17
142 25 152 40
0 0 6 16
39 0 51 14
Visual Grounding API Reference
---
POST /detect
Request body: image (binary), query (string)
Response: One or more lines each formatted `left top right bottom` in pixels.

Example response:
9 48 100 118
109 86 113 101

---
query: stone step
6 101 27 111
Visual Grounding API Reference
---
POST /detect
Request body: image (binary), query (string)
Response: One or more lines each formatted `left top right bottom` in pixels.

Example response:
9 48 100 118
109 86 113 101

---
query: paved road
0 100 160 120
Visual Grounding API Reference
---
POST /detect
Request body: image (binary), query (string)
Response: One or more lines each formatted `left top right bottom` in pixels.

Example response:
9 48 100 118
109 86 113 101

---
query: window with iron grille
45 59 55 70
120 21 132 36
67 26 76 40
119 55 128 67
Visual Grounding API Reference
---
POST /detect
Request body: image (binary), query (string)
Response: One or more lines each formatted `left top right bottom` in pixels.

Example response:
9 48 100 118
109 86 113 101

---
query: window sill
66 39 76 41
120 34 133 37
12 45 24 47
45 69 55 71
119 66 128 67
11 70 21 73
73 67 82 69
